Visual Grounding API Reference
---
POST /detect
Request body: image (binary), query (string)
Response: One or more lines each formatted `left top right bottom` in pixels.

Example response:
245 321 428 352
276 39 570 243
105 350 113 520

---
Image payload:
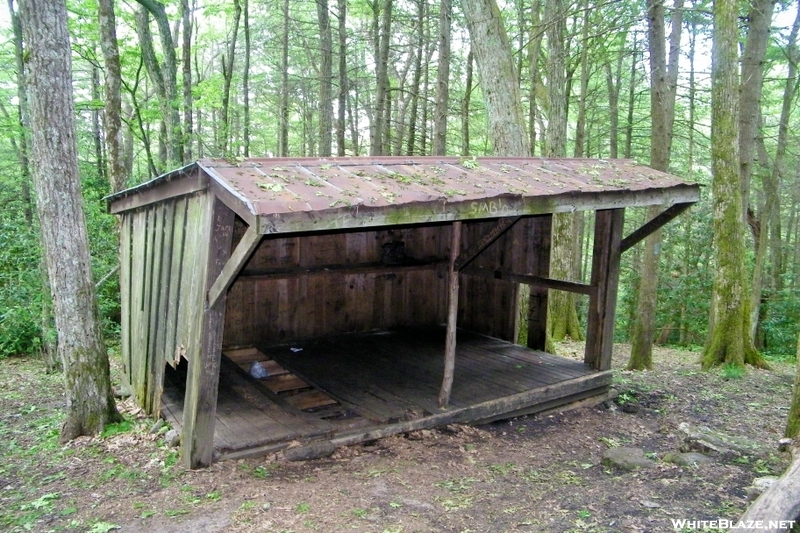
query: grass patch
100 419 134 438
721 363 745 380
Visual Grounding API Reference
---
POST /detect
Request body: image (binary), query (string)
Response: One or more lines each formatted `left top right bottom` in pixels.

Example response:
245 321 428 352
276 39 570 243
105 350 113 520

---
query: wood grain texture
585 209 625 370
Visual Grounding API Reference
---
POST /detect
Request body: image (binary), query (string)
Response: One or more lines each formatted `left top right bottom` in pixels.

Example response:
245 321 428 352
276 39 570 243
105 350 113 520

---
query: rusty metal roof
108 157 700 233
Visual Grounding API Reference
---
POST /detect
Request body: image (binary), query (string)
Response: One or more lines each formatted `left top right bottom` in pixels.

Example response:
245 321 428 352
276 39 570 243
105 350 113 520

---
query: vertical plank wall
119 191 213 416
223 215 551 349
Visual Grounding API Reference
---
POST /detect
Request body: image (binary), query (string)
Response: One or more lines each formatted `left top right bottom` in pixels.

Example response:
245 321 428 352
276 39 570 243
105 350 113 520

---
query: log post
585 209 624 370
439 221 462 408
182 197 235 468
527 214 552 351
731 442 800 532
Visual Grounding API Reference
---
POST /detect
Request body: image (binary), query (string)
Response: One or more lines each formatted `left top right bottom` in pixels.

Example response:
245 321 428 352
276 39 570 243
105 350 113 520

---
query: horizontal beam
620 202 694 253
238 260 445 281
207 225 263 309
325 372 612 448
109 173 207 214
464 267 593 295
256 186 701 234
454 216 521 271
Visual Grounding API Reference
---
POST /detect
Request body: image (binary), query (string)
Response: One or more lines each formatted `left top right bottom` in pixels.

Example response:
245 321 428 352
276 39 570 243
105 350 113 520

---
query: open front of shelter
106 156 700 468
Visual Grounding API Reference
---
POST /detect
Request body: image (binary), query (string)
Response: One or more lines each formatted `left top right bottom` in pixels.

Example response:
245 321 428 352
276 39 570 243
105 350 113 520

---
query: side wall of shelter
223 215 550 348
119 190 213 416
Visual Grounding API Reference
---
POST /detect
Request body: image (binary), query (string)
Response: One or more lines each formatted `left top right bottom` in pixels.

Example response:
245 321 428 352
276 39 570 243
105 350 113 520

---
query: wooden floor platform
162 327 612 460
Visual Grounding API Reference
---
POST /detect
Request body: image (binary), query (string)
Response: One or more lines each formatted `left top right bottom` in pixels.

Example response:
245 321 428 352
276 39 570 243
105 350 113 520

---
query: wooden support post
585 209 624 371
439 221 462 409
182 196 235 469
527 215 552 351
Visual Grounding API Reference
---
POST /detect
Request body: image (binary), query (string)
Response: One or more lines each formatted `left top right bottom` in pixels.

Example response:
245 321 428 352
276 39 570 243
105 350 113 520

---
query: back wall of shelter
223 215 549 348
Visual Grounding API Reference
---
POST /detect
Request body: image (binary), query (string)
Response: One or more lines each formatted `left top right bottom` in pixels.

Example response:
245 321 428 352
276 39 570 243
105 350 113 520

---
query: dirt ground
0 342 795 533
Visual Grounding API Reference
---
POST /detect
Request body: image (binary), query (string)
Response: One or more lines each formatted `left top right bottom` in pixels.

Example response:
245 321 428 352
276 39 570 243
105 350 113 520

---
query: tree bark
461 48 474 156
702 0 767 370
278 0 289 156
135 0 183 167
219 0 241 155
317 0 333 157
463 0 529 156
432 0 451 156
21 0 120 442
629 0 683 370
527 0 543 156
8 0 33 223
181 0 193 161
787 323 800 436
573 0 590 158
750 0 795 340
98 0 126 193
739 0 777 215
336 0 346 156
605 53 622 159
242 0 250 157
545 0 581 345
370 0 393 156
624 31 639 158
405 0 426 156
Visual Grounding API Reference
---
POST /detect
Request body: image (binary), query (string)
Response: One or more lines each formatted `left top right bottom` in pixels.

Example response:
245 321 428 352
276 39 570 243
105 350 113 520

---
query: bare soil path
0 342 794 533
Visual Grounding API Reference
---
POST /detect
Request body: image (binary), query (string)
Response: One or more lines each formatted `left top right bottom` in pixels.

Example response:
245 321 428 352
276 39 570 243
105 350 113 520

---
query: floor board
163 327 609 459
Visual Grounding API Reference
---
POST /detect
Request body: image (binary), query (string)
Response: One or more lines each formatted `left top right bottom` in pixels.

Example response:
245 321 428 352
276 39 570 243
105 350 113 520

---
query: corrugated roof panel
199 157 696 218
105 157 699 229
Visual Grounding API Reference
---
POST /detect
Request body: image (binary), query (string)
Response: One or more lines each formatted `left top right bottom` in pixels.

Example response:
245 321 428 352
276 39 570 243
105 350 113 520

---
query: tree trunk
405 0 426 156
432 0 451 156
787 328 800 437
91 67 106 184
336 0 346 156
135 0 183 167
21 0 120 442
545 0 581 345
279 0 289 156
98 0 126 193
242 0 250 157
573 0 590 158
317 0 333 157
463 0 529 156
739 0 777 216
181 0 193 161
8 0 33 224
624 31 639 159
605 53 622 159
461 48 474 156
370 0 393 156
219 0 241 155
527 0 543 156
628 0 683 370
702 0 767 370
750 0 796 339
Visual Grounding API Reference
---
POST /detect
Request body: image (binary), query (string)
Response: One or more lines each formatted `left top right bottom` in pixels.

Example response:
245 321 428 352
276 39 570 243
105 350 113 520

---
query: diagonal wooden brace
454 216 521 271
207 225 263 310
620 202 693 253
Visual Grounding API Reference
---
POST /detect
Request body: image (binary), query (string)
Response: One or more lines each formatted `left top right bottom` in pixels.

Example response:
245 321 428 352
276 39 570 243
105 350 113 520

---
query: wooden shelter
107 156 700 468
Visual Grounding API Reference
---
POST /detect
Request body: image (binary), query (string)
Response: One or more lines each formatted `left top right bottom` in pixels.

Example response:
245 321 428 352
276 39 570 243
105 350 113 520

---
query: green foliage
760 286 800 359
720 362 745 380
100 419 133 438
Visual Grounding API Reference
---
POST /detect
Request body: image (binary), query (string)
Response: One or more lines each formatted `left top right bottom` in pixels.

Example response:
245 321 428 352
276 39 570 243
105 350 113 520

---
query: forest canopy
0 0 798 362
